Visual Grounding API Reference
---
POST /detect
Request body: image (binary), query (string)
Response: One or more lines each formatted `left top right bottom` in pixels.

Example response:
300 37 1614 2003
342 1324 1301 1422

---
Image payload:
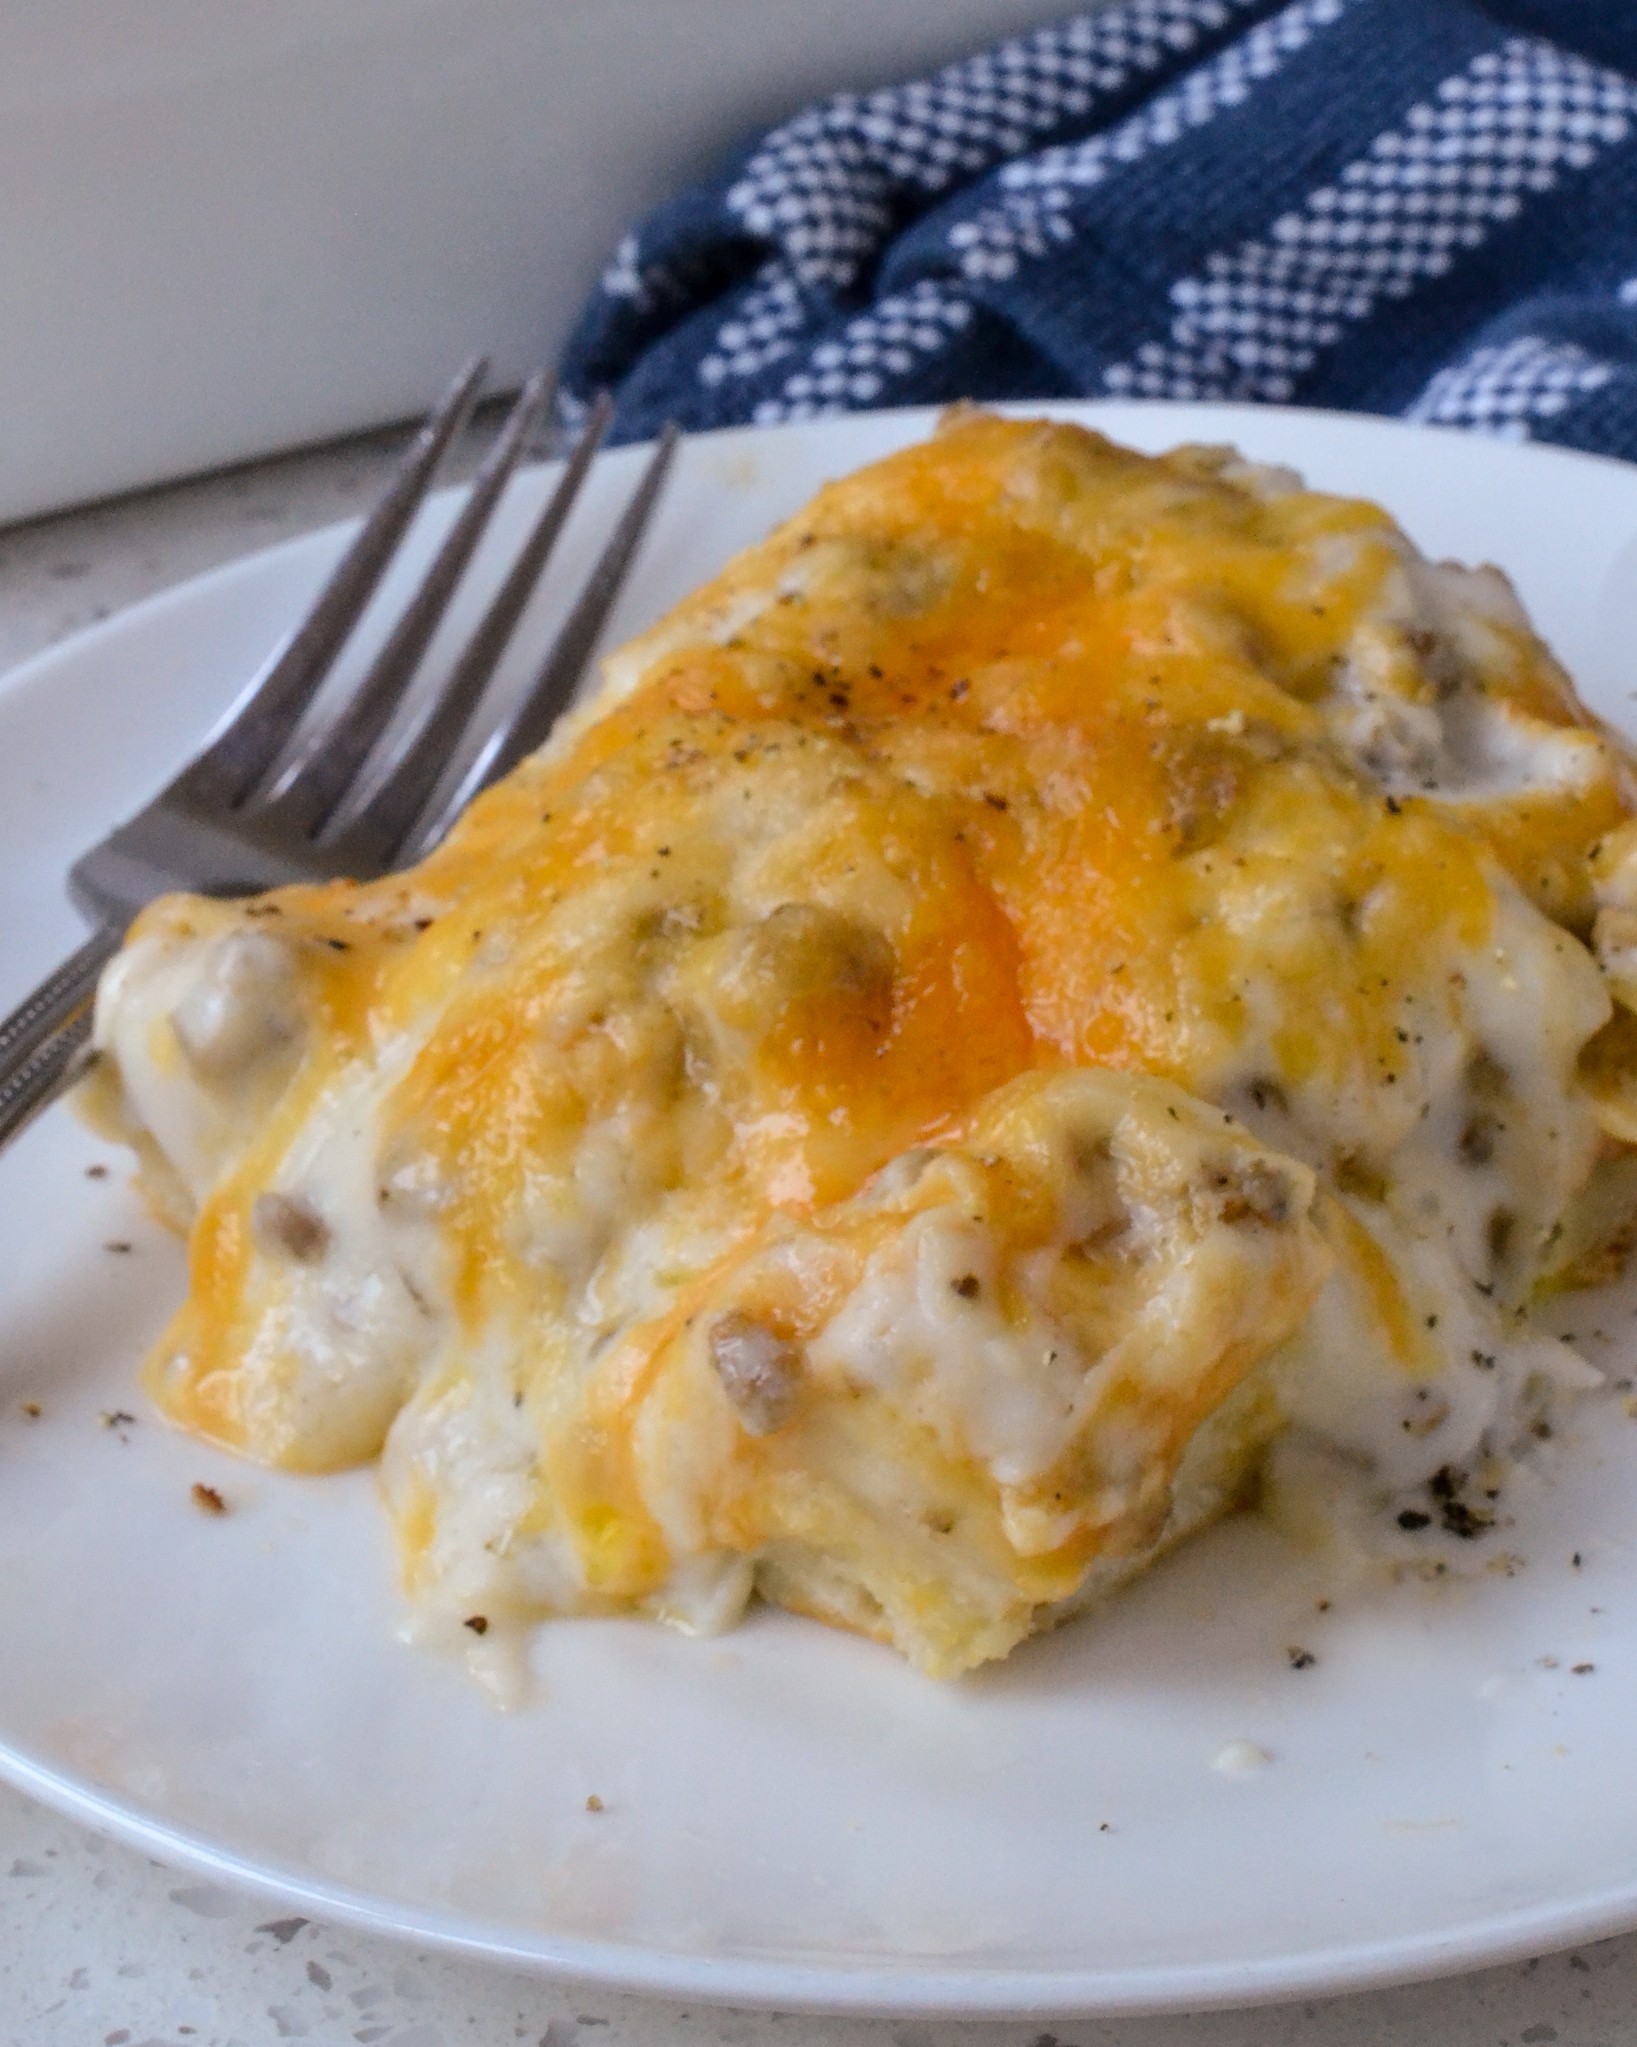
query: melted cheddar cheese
82 412 1637 1676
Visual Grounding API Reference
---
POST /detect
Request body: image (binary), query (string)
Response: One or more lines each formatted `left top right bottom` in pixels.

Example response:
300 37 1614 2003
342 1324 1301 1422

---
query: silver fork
0 357 680 1148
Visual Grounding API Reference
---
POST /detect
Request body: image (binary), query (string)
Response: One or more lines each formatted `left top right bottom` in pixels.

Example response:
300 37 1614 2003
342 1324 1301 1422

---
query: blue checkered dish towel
559 0 1637 461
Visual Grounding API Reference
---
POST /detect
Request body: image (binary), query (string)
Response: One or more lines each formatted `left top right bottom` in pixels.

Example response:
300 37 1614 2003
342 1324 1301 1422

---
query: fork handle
0 927 122 1148
0 1009 95 1148
0 927 122 1071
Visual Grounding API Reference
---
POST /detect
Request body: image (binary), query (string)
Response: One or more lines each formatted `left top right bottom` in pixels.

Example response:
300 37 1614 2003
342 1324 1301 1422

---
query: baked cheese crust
80 411 1637 1675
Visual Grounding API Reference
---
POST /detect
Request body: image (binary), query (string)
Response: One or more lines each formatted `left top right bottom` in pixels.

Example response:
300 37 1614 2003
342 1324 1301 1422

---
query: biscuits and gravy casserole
79 411 1637 1677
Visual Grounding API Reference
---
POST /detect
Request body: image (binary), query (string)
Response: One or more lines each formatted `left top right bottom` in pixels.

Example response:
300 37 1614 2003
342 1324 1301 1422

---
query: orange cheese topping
138 416 1625 1434
91 412 1634 1668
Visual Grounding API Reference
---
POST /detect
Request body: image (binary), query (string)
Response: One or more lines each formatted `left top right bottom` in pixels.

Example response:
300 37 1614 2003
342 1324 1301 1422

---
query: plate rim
5 392 1637 721
4 397 1637 2017
12 1729 1637 2018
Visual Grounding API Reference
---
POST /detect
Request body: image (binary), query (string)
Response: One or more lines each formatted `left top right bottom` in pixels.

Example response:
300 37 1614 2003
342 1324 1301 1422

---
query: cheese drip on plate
81 411 1637 1677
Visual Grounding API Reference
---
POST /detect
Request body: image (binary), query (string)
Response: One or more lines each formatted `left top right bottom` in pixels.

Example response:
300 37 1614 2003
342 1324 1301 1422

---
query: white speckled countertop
5 429 1637 2047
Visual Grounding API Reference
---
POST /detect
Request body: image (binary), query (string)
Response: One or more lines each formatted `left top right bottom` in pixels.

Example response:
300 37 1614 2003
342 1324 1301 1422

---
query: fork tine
261 368 555 838
179 355 488 808
406 420 680 859
321 391 615 872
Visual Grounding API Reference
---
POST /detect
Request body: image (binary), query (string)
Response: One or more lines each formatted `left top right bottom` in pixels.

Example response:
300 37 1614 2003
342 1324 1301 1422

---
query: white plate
4 404 1637 2019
